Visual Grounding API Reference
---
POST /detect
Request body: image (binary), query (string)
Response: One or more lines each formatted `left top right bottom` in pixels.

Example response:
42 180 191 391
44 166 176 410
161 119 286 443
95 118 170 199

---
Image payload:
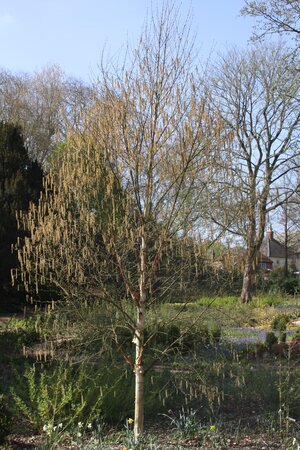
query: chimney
267 224 273 240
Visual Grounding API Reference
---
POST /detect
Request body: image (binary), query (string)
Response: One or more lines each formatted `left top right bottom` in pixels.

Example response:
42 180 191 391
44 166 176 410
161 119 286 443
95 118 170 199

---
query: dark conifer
0 122 43 310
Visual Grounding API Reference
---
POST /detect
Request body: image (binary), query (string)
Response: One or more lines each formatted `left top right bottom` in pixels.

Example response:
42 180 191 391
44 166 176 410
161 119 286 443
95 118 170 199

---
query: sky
0 0 256 82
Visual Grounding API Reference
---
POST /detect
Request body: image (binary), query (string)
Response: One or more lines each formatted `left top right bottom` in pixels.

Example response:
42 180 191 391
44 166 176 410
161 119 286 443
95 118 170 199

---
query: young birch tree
14 3 214 439
205 43 300 302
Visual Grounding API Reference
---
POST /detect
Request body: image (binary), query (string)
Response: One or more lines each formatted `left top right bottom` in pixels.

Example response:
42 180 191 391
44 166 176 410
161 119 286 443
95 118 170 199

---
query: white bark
134 234 146 440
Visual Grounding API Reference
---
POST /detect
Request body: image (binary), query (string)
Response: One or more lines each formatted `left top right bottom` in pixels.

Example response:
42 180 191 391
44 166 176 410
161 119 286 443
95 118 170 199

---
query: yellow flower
210 425 215 431
123 448 128 450
127 418 134 425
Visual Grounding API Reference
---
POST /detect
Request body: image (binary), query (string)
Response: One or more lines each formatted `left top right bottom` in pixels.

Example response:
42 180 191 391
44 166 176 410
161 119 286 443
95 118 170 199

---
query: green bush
293 327 300 341
208 322 222 343
272 314 290 332
271 314 291 343
282 277 300 295
0 394 10 443
265 331 278 350
11 361 105 431
7 316 36 332
255 267 300 295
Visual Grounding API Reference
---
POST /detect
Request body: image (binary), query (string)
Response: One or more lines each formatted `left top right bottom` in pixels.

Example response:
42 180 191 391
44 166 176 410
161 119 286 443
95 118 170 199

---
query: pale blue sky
0 0 255 81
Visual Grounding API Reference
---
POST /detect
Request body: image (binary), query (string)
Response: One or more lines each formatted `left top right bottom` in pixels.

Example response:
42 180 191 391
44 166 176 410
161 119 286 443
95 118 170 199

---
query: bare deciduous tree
204 43 300 302
0 65 92 165
241 0 300 44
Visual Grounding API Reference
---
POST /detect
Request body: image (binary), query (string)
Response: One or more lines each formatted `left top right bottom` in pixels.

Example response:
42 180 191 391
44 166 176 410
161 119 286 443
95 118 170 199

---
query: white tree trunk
134 355 144 440
134 235 146 440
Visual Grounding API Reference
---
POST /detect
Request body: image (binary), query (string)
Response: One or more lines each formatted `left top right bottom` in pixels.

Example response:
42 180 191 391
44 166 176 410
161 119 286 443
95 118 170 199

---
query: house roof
261 237 286 258
261 225 295 259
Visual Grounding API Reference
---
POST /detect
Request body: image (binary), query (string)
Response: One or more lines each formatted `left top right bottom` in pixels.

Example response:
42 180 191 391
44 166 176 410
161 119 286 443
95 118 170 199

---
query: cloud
0 13 16 26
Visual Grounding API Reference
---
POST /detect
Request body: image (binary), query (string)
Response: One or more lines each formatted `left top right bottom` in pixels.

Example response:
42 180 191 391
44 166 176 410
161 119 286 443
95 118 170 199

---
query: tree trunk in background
284 199 289 277
240 258 254 303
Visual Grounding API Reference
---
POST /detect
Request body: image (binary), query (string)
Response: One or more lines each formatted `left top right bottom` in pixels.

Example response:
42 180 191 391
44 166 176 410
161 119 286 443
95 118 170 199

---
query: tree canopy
204 42 300 301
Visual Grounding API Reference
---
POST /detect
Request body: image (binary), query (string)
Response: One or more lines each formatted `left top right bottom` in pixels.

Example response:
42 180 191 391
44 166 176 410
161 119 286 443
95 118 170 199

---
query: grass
196 296 239 307
193 295 283 308
159 299 273 330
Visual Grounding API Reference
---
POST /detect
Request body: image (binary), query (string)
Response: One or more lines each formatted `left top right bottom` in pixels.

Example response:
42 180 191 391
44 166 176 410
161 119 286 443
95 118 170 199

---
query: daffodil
127 418 134 425
210 425 215 431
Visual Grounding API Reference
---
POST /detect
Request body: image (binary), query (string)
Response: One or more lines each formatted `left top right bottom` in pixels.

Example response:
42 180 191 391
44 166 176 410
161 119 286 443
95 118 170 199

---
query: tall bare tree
14 3 214 439
0 65 92 165
204 43 300 302
241 0 300 44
